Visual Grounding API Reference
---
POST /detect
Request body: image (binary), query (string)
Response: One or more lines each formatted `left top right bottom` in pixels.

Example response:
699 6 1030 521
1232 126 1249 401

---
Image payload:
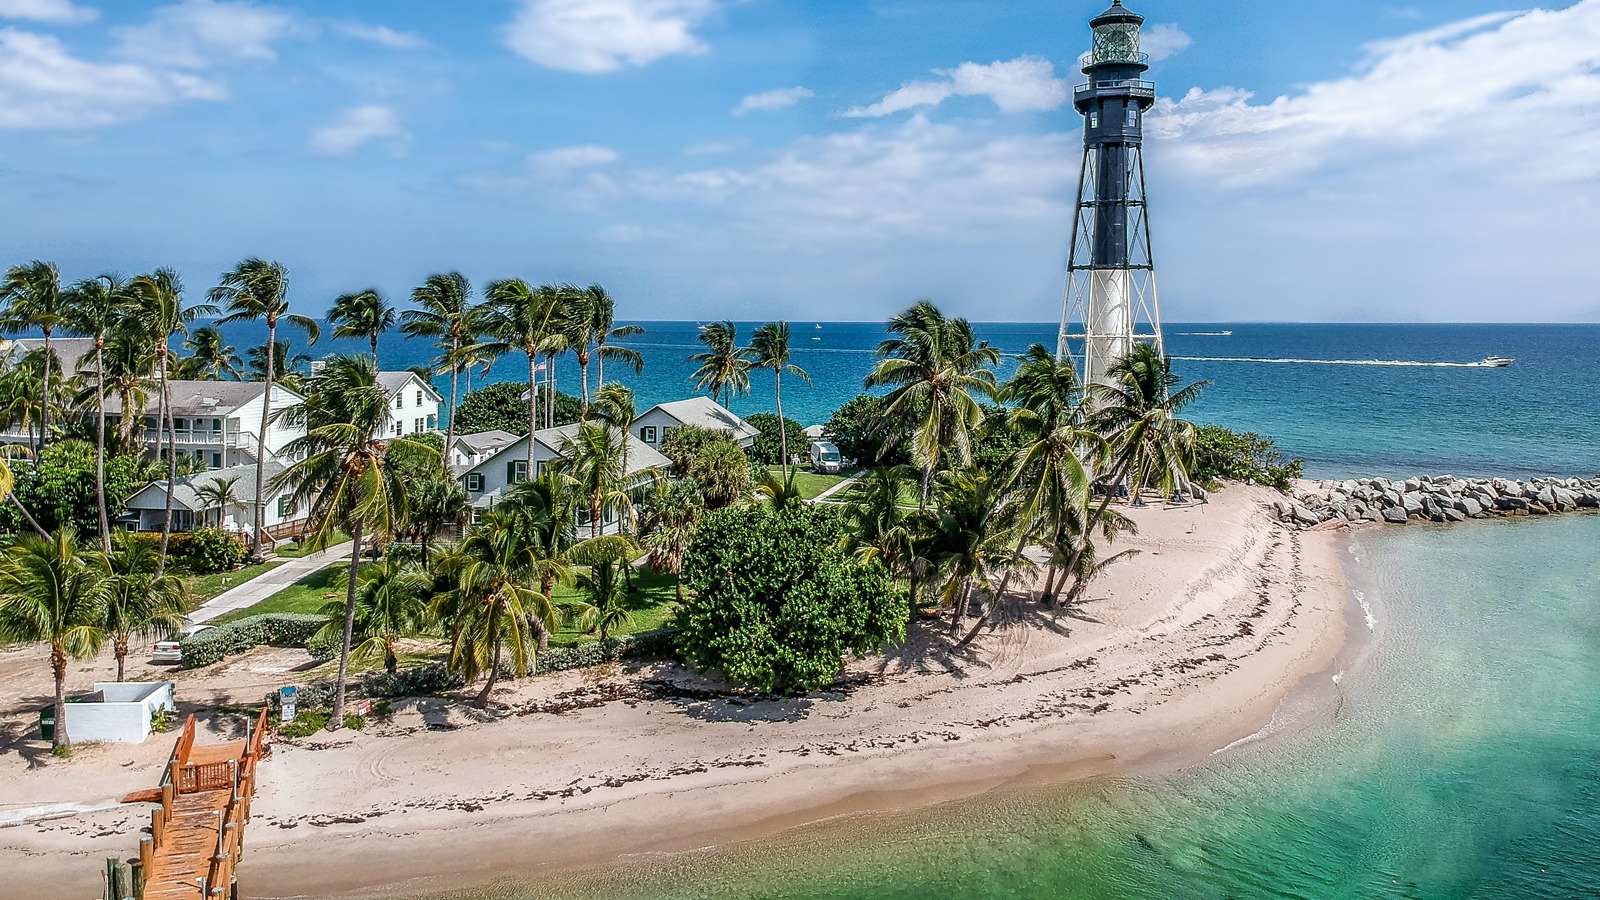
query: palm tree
272 355 411 729
329 289 396 365
180 325 242 380
559 420 652 538
480 279 565 460
401 273 476 455
407 476 470 563
750 322 811 478
126 269 217 574
922 469 1013 637
838 464 918 579
245 340 312 390
0 352 51 454
570 535 637 641
499 469 583 653
432 506 562 707
569 284 643 416
585 284 644 392
100 330 154 452
1088 344 1207 506
0 261 68 455
62 273 129 553
211 259 320 559
689 320 751 409
638 479 702 603
864 301 1000 508
315 557 429 675
754 468 804 511
0 530 110 753
193 474 242 529
105 540 187 682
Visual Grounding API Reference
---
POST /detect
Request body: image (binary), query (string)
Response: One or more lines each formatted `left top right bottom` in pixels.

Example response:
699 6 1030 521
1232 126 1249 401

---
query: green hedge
180 613 329 669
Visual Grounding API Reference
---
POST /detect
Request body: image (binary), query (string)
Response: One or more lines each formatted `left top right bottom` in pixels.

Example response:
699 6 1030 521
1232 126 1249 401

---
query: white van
809 441 842 474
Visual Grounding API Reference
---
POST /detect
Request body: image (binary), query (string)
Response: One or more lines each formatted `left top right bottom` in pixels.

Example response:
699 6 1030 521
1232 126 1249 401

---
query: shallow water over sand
425 514 1600 899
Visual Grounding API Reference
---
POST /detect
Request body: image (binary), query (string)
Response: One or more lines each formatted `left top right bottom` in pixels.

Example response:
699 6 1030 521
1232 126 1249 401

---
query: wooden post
139 836 153 880
152 808 166 845
113 858 133 900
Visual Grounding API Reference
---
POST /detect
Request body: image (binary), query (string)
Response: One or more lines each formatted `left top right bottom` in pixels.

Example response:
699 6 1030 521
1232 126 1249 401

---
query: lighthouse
1057 0 1167 396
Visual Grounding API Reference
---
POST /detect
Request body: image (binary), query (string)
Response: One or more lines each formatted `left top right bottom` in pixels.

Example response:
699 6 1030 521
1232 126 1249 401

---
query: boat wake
1173 356 1505 368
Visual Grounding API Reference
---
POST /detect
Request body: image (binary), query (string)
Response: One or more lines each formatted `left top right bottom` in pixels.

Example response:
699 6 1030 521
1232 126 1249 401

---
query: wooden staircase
114 708 268 899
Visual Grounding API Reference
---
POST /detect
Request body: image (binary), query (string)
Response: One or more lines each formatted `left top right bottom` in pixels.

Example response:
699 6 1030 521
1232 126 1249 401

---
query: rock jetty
1273 475 1600 529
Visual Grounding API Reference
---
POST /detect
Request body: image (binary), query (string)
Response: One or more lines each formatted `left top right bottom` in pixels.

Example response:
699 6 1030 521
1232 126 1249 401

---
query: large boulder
1443 508 1468 523
1458 498 1484 517
1381 506 1409 524
1497 495 1529 511
1402 493 1425 516
1292 505 1322 527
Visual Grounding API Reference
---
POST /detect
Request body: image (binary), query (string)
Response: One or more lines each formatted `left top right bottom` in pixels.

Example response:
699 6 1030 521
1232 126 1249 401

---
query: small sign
279 686 298 723
351 699 372 718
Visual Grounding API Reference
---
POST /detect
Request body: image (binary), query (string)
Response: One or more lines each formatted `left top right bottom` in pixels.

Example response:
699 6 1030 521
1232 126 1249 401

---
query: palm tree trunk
534 349 547 464
115 636 128 683
157 351 176 578
952 531 1031 650
591 495 601 539
39 326 51 454
775 370 787 479
579 352 590 419
948 579 971 637
253 319 275 561
475 614 502 708
370 333 379 367
538 574 553 653
444 336 460 460
94 337 111 554
384 640 397 675
330 519 363 730
51 643 68 752
1061 459 1132 603
597 342 605 386
1041 563 1059 602
10 495 48 537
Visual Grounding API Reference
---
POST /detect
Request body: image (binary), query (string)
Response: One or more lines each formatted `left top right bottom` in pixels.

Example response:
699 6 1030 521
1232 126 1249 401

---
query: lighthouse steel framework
1057 1 1166 395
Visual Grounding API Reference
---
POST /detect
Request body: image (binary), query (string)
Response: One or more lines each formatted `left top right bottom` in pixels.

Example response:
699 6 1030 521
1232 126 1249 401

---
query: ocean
218 320 1600 480
200 319 1600 899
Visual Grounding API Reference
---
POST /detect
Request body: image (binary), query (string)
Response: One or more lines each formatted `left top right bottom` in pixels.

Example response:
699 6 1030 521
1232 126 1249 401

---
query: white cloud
504 0 716 74
845 57 1068 118
334 21 426 50
0 26 222 129
732 86 812 116
531 144 621 171
308 104 406 156
0 0 97 24
1148 4 1600 185
115 0 302 69
1141 23 1191 62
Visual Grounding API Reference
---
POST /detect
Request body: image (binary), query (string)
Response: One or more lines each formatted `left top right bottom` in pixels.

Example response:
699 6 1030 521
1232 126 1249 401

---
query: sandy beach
0 483 1350 899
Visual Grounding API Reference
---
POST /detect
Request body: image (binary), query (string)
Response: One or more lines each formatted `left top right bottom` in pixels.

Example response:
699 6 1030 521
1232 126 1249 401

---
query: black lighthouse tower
1057 0 1167 394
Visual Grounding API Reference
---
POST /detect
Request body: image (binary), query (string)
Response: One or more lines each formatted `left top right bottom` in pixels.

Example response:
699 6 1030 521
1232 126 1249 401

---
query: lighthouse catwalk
1058 0 1167 395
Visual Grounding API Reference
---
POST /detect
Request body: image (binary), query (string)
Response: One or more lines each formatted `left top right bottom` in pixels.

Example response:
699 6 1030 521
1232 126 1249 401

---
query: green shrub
179 613 328 669
1193 425 1304 493
273 710 330 738
678 505 906 693
823 394 909 467
452 382 579 435
746 413 807 466
184 526 250 574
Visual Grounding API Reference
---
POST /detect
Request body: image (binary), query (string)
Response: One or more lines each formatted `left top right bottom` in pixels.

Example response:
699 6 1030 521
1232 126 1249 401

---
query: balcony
1075 79 1157 98
1081 51 1150 68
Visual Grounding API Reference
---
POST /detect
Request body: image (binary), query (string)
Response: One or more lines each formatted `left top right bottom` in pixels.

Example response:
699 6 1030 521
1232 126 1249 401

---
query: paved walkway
190 542 354 624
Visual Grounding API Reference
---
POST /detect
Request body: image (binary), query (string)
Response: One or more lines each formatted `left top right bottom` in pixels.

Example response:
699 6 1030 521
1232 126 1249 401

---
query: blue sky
1 0 1596 323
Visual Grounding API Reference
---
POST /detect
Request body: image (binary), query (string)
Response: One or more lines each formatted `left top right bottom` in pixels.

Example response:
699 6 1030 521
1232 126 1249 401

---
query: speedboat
1483 356 1514 367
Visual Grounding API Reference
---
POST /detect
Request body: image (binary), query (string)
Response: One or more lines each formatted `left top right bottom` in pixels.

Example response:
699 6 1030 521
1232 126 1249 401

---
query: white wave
1172 355 1503 368
1331 670 1343 684
1357 592 1377 632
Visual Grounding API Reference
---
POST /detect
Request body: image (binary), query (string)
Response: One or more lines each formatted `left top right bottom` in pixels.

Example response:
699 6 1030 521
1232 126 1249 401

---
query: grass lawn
767 465 851 501
212 564 350 623
827 470 920 508
186 561 284 605
274 531 351 558
547 568 680 648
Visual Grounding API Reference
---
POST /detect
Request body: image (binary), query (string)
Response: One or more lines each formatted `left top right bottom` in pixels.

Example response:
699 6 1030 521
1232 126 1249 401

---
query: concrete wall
64 682 174 744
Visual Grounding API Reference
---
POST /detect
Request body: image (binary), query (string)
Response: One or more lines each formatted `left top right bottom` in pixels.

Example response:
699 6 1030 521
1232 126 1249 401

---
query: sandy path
0 484 1351 899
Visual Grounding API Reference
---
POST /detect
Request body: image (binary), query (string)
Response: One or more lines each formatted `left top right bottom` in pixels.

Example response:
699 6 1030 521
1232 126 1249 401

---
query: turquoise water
209 321 1600 479
447 515 1600 900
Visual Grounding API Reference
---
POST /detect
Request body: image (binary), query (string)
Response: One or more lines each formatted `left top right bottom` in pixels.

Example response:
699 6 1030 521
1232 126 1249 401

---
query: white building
457 423 671 529
121 461 305 541
631 397 760 452
377 371 443 439
104 381 308 470
447 429 521 471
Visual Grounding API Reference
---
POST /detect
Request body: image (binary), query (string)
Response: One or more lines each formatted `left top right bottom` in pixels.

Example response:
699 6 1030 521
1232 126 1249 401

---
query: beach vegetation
328 288 396 365
104 539 187 681
315 556 430 674
689 320 752 409
1193 425 1303 492
402 272 479 452
823 393 909 467
451 380 579 436
638 478 704 602
678 504 906 693
746 413 808 468
750 322 811 479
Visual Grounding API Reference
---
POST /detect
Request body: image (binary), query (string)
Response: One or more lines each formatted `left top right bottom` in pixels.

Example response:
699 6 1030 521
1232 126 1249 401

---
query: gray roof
101 380 296 416
377 371 443 401
467 423 673 507
3 337 96 374
123 461 287 511
646 396 761 441
453 429 520 452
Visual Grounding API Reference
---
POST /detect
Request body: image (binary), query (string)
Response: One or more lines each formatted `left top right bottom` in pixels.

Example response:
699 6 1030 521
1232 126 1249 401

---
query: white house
376 371 443 439
62 682 175 744
447 429 521 471
632 397 760 452
458 423 671 529
120 461 306 541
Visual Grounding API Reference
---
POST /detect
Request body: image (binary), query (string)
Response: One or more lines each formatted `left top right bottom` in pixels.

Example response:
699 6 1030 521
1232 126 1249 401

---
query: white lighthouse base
1085 267 1135 390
